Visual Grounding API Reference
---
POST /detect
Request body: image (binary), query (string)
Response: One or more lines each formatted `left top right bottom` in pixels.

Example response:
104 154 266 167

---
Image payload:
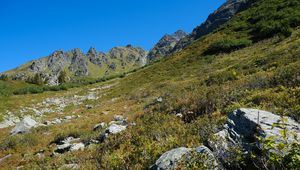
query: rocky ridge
147 30 187 61
5 46 147 85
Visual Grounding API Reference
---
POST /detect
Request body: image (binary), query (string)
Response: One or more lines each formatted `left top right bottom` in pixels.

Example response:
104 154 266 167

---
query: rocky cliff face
147 0 254 60
147 30 187 61
172 0 254 54
6 46 147 85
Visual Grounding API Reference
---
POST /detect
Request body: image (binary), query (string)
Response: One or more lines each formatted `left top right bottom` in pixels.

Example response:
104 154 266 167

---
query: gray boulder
208 108 300 165
107 124 127 134
152 147 192 169
10 117 37 135
151 146 219 170
0 119 15 129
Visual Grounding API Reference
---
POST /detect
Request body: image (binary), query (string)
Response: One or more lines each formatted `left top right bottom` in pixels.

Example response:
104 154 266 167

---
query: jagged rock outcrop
208 108 300 166
87 47 107 66
69 48 89 76
5 45 147 86
147 30 187 61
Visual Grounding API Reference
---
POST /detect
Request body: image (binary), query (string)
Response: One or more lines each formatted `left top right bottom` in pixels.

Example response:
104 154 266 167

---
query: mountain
0 0 300 169
147 30 187 61
4 45 147 85
151 0 255 57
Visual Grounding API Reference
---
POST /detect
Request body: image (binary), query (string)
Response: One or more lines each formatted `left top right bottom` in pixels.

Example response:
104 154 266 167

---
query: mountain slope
0 0 299 169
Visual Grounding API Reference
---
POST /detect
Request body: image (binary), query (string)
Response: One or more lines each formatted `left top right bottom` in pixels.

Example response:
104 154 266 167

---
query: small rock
56 143 72 154
70 143 85 151
114 115 125 121
156 97 163 103
176 113 183 118
86 93 97 100
93 122 106 131
11 117 37 135
60 163 80 170
86 105 93 109
107 124 127 134
52 118 62 124
64 116 72 120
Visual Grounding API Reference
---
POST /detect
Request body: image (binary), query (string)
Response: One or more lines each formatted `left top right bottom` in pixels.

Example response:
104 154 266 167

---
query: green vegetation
58 70 67 84
251 0 300 40
96 113 224 169
204 38 252 55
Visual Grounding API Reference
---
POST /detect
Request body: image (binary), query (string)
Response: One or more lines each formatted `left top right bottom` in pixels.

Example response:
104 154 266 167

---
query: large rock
10 117 37 135
208 108 300 165
151 146 219 170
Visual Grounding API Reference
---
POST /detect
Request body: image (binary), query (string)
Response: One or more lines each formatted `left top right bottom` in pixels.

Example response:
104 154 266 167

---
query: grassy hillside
0 0 299 169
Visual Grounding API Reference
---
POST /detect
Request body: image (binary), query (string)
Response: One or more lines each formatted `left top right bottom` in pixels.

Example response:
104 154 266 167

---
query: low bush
204 38 252 55
13 86 44 95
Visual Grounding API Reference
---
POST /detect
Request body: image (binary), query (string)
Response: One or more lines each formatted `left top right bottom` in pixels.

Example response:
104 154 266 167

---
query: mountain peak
147 30 187 61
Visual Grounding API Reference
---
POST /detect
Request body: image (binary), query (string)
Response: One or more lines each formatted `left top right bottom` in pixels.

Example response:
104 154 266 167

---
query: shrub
205 70 238 86
204 38 252 55
0 74 9 81
0 134 38 151
13 86 44 95
58 70 67 84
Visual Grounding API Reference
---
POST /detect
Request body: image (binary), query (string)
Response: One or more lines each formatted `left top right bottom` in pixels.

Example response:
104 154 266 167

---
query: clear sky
0 0 224 72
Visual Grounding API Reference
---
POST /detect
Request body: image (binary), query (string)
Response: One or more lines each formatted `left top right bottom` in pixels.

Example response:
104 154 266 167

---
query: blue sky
0 0 224 72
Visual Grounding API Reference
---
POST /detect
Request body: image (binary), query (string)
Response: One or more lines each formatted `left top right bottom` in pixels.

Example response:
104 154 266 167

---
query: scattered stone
176 113 183 118
56 143 72 154
60 163 80 170
156 97 163 103
86 105 93 109
114 115 125 121
64 116 72 120
86 93 97 100
93 122 106 131
144 97 164 109
52 118 62 124
11 117 37 135
107 124 127 134
70 143 85 151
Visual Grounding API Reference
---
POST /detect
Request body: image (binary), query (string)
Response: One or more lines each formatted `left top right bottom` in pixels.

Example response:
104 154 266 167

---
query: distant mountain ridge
4 46 147 85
